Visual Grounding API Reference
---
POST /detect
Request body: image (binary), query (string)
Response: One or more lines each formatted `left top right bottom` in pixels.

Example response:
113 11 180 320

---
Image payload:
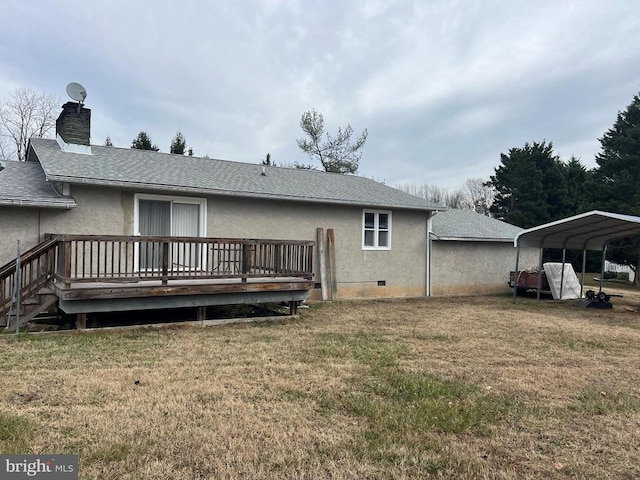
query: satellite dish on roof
66 82 87 103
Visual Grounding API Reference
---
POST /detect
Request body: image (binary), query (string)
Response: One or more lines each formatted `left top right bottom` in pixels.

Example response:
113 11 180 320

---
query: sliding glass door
137 197 204 270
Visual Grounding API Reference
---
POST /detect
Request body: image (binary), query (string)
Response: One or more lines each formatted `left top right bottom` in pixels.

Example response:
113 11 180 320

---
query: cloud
0 0 638 188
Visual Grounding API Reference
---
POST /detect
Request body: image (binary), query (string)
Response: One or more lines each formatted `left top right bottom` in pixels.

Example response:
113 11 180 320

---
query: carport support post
599 244 607 293
559 249 566 300
536 247 544 300
512 245 520 303
580 249 587 298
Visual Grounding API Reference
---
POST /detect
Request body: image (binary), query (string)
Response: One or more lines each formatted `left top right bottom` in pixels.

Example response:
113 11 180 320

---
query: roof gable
29 138 439 211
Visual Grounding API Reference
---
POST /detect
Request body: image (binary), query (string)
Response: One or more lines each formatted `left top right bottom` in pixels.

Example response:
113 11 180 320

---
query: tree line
489 92 640 285
487 92 639 224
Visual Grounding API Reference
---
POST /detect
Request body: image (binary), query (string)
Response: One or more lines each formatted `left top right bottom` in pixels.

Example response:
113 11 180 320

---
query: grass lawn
1 294 640 479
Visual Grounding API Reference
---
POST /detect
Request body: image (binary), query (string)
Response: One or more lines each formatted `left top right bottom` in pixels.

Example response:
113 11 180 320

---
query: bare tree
396 180 494 215
0 134 12 160
296 109 368 174
396 183 452 206
461 178 495 216
0 88 60 161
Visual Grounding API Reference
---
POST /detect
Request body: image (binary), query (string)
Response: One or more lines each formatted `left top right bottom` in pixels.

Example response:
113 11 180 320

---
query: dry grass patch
1 295 640 478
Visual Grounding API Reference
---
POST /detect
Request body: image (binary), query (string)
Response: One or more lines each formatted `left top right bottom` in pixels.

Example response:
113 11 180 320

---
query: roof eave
0 198 76 209
432 235 516 243
47 175 438 212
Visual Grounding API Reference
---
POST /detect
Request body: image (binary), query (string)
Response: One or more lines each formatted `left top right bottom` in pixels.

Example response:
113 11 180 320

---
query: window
363 210 391 250
134 194 207 269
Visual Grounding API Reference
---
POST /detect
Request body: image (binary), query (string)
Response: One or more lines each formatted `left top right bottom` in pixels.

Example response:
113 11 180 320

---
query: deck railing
50 234 314 285
0 234 314 320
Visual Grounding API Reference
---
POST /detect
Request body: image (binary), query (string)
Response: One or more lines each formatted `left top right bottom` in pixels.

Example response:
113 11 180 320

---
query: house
430 208 538 295
1 101 443 327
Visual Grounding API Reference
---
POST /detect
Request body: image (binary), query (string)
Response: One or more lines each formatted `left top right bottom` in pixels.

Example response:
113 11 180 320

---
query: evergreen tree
590 91 640 285
104 136 113 147
170 131 187 155
262 153 276 166
488 141 567 228
591 92 640 213
131 131 159 151
562 156 589 214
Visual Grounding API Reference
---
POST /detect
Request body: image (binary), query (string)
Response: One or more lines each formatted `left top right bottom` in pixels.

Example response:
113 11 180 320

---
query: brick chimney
56 102 91 147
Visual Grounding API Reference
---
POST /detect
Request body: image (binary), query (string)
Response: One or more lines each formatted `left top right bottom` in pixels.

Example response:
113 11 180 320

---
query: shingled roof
431 208 522 242
28 138 440 211
0 160 76 208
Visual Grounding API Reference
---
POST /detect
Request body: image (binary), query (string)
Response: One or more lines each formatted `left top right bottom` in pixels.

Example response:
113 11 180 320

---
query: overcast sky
1 0 639 189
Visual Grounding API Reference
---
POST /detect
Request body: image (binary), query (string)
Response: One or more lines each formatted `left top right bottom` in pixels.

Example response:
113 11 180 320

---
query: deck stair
5 293 59 330
1 237 59 331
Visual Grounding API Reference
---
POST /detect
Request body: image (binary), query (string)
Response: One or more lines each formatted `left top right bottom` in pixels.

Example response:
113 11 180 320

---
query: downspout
426 211 437 297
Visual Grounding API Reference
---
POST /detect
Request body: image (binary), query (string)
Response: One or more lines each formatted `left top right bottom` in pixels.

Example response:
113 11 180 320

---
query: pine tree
131 131 159 151
590 91 640 285
170 131 187 155
591 92 640 213
488 141 567 228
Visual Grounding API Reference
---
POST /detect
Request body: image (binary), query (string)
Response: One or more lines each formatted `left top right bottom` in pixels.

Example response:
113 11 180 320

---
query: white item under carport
543 262 582 300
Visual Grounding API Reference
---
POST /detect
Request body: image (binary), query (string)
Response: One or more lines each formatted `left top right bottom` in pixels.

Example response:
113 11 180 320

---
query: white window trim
362 209 392 250
133 193 207 237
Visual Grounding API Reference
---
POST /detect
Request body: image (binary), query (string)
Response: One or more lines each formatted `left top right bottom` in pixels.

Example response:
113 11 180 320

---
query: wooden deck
53 276 313 314
2 234 314 328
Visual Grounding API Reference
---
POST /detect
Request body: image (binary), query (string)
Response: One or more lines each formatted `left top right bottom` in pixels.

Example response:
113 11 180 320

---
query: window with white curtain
136 195 206 270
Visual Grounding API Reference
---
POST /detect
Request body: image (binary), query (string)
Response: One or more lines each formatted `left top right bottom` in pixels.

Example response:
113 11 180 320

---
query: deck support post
327 229 337 300
289 301 298 315
242 243 254 283
317 228 328 301
63 240 72 287
161 242 169 285
197 306 206 322
76 313 87 330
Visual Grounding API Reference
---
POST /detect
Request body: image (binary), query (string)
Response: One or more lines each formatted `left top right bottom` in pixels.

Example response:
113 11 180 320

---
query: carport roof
515 210 640 251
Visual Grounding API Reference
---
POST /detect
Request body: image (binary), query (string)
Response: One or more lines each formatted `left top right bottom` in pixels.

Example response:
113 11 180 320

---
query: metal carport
513 211 640 301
